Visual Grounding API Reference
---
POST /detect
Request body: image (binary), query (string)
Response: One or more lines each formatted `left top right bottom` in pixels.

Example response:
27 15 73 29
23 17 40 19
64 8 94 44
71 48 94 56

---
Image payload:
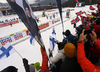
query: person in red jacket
23 47 50 72
39 47 50 72
77 29 100 72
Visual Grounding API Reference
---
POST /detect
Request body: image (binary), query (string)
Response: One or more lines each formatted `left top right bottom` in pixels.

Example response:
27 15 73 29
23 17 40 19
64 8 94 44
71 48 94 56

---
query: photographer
77 29 100 72
62 29 77 47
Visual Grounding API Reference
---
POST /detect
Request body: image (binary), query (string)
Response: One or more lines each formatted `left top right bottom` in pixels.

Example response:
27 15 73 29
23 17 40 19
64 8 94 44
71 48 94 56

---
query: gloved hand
49 51 53 58
48 48 53 57
23 58 28 65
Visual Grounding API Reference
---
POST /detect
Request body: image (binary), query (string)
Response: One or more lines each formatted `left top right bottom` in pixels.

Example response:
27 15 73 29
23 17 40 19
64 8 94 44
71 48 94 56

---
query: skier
9 20 12 27
66 9 70 18
35 16 41 23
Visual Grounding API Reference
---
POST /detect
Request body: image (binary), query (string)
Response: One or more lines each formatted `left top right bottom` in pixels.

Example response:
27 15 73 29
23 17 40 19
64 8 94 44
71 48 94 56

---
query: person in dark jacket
62 29 77 47
60 42 83 72
1 66 18 72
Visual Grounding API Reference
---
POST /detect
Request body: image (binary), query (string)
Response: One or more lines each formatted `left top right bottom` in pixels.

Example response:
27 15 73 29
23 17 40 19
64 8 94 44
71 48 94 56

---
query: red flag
77 3 79 6
75 0 78 2
76 11 84 16
75 16 80 23
80 16 86 21
71 19 76 24
89 5 95 10
71 16 80 24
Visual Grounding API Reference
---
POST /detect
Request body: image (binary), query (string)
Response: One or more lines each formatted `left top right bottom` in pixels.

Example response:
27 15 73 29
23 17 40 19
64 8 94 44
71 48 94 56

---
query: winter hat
29 64 35 72
34 62 40 70
1 66 18 72
63 30 71 36
64 43 76 58
57 42 64 50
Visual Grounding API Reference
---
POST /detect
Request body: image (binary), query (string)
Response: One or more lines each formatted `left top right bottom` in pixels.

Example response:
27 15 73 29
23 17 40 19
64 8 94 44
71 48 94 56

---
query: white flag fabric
0 42 15 59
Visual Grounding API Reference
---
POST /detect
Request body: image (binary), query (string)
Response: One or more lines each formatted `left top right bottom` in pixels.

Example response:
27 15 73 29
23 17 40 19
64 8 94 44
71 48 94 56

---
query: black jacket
60 56 83 72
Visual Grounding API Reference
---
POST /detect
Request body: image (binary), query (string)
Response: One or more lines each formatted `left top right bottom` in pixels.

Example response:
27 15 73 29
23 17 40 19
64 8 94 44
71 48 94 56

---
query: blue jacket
62 35 77 46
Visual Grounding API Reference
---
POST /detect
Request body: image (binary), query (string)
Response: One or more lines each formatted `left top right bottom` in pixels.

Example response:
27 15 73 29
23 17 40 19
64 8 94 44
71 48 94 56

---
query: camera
84 29 92 35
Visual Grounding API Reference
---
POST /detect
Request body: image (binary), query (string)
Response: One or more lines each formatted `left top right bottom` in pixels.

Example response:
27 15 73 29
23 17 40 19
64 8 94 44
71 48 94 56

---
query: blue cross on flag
0 42 15 59
29 33 35 45
49 36 57 51
52 28 56 36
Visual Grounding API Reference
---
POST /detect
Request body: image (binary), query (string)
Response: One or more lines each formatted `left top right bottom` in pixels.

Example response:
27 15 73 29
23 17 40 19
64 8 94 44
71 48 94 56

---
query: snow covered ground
0 5 97 72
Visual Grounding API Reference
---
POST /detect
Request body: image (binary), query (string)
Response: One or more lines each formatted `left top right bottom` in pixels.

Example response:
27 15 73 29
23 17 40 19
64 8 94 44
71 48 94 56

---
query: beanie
34 62 40 70
63 30 71 36
57 42 64 50
1 66 18 72
64 43 76 58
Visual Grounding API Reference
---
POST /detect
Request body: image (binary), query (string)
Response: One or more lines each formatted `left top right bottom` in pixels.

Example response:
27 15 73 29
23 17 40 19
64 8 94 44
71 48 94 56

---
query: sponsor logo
0 37 12 45
14 33 23 40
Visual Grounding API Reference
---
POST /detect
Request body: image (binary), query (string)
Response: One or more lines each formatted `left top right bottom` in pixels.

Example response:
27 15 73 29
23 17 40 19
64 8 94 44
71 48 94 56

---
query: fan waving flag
0 42 15 59
7 0 45 50
52 28 56 36
29 33 35 45
49 36 57 51
76 11 84 16
89 5 95 10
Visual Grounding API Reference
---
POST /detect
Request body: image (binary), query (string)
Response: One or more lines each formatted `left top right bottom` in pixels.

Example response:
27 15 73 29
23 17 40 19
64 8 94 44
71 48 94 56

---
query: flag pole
56 0 65 39
14 48 23 58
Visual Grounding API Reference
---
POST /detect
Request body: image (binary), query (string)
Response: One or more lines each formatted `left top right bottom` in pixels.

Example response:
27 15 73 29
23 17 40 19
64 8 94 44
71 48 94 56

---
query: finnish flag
49 36 57 51
0 42 15 59
29 33 35 45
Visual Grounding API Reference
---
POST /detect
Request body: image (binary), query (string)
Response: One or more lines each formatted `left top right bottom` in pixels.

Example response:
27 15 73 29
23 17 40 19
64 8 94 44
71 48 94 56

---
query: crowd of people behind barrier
0 17 20 27
0 18 19 24
2 2 100 72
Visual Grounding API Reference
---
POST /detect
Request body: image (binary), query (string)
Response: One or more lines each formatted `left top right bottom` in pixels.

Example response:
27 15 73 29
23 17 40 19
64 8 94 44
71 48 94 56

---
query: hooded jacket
50 49 65 64
60 56 82 72
77 41 100 72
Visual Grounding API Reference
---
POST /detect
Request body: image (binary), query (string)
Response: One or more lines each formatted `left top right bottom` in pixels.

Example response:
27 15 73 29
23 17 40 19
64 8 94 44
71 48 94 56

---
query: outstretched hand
79 29 87 41
89 30 97 43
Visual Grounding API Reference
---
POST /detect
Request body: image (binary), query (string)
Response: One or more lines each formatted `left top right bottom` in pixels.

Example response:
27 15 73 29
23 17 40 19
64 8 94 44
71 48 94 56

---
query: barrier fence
0 18 60 47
